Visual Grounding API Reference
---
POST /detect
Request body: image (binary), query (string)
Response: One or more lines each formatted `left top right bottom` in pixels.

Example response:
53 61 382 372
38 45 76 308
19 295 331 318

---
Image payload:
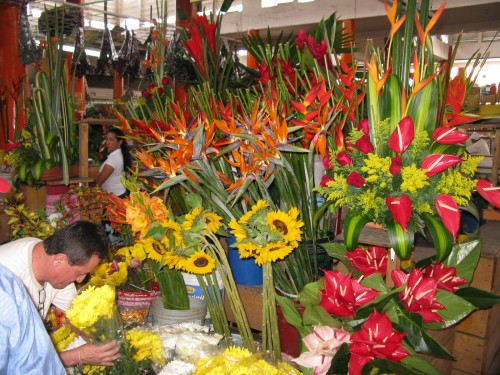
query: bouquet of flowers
277 239 500 375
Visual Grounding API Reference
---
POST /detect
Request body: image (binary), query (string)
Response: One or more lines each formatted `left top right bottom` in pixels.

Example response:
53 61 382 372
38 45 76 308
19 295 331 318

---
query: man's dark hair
44 221 110 265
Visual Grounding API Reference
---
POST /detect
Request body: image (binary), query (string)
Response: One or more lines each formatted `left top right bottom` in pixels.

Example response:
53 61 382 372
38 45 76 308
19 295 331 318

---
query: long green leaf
444 239 481 284
343 210 371 251
385 218 415 260
425 290 475 329
455 287 500 309
422 214 453 262
406 80 438 138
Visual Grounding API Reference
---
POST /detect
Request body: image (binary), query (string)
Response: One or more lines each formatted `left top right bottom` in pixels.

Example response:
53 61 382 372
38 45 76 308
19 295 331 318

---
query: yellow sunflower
182 251 216 274
163 251 187 270
142 238 166 263
239 200 269 225
160 220 183 250
255 242 295 265
228 219 248 243
237 243 261 259
115 246 132 263
265 208 303 245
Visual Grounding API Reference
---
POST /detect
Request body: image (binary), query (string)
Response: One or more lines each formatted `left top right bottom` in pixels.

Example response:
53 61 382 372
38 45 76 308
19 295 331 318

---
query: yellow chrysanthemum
265 209 303 245
50 325 75 352
125 329 165 365
239 200 269 225
228 219 248 243
82 365 106 375
400 164 429 193
141 238 166 263
182 251 216 274
66 284 116 330
361 154 391 183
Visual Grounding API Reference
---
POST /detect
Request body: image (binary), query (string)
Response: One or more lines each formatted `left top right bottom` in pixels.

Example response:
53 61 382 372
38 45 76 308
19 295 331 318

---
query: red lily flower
386 195 412 231
432 126 469 144
476 179 500 208
390 156 402 175
435 194 460 239
421 263 467 293
392 269 445 322
388 116 414 154
346 246 388 277
349 309 409 375
320 175 334 187
421 154 462 177
347 172 365 188
336 151 352 166
355 135 374 154
319 270 379 318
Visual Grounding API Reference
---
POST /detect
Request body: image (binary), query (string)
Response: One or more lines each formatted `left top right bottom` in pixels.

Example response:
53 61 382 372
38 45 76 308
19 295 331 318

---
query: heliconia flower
357 119 369 135
320 175 334 187
346 245 388 277
421 263 467 292
435 194 460 239
476 179 500 209
390 156 402 175
421 154 462 177
349 309 409 375
392 269 444 322
347 172 365 188
292 325 351 375
432 126 469 145
386 195 412 231
355 134 374 154
320 270 379 318
336 151 352 166
388 116 415 154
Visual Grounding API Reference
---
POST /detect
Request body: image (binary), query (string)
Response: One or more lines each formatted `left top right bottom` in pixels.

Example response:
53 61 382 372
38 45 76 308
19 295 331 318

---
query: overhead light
62 44 101 58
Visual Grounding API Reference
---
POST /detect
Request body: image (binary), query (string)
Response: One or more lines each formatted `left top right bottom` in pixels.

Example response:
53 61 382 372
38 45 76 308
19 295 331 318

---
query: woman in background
96 127 132 198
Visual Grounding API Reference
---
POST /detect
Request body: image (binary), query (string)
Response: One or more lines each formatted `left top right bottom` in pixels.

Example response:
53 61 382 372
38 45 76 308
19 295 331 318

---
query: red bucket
117 290 157 308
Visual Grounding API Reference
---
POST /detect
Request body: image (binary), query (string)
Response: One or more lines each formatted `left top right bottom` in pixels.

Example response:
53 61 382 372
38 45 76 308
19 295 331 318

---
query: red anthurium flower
355 135 374 154
432 126 469 145
320 270 379 318
421 263 467 293
390 156 402 175
386 195 412 231
421 154 462 177
357 119 369 135
392 269 445 322
476 179 500 209
349 309 409 375
320 175 334 187
388 116 414 154
336 151 352 166
435 194 460 239
346 245 388 277
292 325 351 375
347 172 365 188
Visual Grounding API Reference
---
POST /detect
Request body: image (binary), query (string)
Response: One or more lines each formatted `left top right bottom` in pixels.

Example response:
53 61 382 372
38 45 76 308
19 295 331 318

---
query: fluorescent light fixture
167 16 176 25
237 50 248 56
31 8 43 19
62 44 101 58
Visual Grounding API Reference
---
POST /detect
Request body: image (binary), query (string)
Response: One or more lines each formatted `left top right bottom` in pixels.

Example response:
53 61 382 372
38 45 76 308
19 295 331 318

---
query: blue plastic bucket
227 234 263 286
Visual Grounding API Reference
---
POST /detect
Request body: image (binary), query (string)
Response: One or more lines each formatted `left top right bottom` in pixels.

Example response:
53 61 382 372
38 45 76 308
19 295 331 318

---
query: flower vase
151 297 207 326
117 289 158 325
276 300 305 358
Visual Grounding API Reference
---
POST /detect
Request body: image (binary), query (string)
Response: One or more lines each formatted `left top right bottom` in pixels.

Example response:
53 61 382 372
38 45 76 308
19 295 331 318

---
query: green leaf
401 355 445 375
343 210 371 250
320 242 356 272
455 287 500 309
297 279 323 307
385 218 415 260
406 79 438 138
185 193 203 209
422 214 453 262
444 239 482 284
360 273 388 292
275 295 304 329
361 358 431 375
329 343 350 375
302 305 340 328
425 290 475 329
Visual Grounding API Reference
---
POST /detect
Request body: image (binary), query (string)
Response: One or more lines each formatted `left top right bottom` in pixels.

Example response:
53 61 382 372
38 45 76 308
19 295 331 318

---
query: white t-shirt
0 238 77 319
99 148 126 196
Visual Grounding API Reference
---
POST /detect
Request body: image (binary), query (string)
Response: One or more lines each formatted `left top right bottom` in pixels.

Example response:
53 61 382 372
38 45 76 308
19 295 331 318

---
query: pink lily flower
392 269 445 322
336 151 352 166
476 179 500 208
432 126 469 145
349 309 409 375
347 172 366 188
320 270 379 318
292 325 351 375
421 154 462 177
386 195 412 231
421 263 467 292
435 194 460 239
346 245 388 277
388 116 415 154
390 156 402 175
355 135 374 154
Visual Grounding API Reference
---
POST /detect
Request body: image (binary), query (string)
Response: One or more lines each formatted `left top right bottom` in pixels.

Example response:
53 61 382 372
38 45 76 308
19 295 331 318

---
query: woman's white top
99 148 126 196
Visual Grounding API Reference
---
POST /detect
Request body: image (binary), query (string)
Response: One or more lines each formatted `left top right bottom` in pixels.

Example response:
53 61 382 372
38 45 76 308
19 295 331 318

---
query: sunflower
228 219 248 243
239 200 269 225
182 251 216 274
163 251 187 270
237 242 261 259
255 242 295 265
115 246 132 263
265 207 303 246
182 207 223 234
142 238 167 263
160 220 183 250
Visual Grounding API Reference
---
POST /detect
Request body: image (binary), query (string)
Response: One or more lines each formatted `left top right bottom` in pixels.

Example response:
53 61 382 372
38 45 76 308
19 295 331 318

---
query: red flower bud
357 119 369 135
347 172 365 188
390 156 402 175
161 76 170 86
388 116 414 154
320 175 334 187
386 195 412 231
421 154 462 177
157 87 165 96
476 179 500 208
432 126 469 145
336 151 352 166
141 89 149 97
355 135 374 154
435 194 460 239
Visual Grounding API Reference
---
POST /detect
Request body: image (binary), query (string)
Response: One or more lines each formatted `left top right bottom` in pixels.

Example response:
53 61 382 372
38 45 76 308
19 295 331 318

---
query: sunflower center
194 257 209 267
273 219 288 235
152 242 165 255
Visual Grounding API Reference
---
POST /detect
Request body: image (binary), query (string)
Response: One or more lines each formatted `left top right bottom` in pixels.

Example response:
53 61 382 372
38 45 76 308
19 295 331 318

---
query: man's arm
60 341 121 367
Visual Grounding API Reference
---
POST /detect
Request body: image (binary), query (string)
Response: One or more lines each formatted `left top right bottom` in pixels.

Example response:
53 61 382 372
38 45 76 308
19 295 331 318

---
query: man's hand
60 340 121 367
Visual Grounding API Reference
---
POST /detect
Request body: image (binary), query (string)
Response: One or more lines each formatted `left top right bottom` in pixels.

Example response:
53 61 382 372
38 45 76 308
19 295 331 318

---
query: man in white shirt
466 132 493 168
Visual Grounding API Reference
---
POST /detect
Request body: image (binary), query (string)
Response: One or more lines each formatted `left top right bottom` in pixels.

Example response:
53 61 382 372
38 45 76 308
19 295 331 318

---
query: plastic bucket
227 234 263 286
182 271 224 302
151 297 207 326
